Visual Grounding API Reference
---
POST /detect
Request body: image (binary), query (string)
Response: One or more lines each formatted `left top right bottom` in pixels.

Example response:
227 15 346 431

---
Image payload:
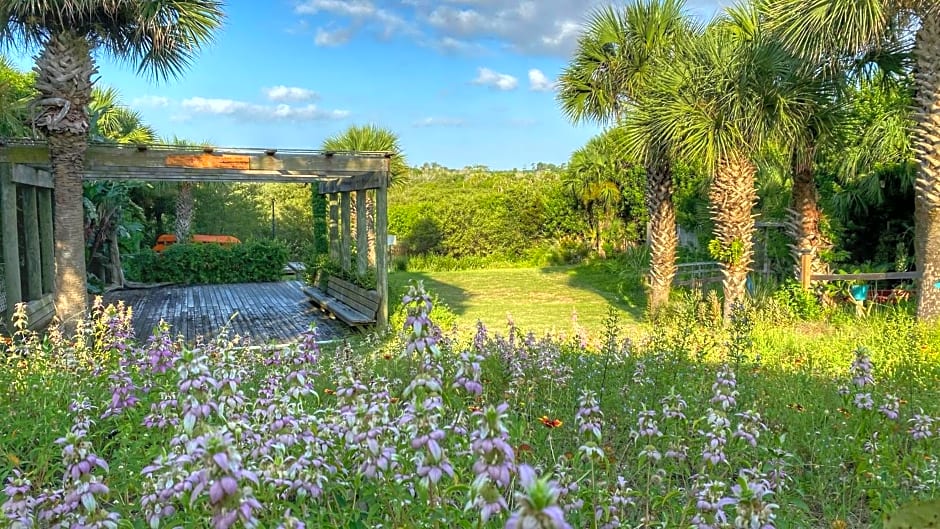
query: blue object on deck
934 281 940 289
850 284 869 301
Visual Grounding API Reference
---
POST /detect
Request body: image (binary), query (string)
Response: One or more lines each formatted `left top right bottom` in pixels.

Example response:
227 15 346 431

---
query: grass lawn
388 262 648 336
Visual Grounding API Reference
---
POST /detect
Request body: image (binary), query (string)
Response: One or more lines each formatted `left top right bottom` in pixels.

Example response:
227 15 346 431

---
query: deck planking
104 281 345 344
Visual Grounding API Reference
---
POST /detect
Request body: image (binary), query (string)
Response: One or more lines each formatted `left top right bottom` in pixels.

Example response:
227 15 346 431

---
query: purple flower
633 408 661 439
878 394 901 420
471 403 516 488
711 366 738 410
849 347 874 388
453 351 485 396
2 470 35 528
730 478 779 529
853 393 874 410
692 480 734 528
505 465 572 529
909 411 935 440
733 410 766 448
661 391 688 420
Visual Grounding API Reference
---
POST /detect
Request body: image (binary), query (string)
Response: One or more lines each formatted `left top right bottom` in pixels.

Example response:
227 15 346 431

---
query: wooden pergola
0 139 392 331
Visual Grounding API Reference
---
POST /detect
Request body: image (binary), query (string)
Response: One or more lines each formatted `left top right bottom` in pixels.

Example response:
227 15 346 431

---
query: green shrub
772 279 823 320
128 240 289 285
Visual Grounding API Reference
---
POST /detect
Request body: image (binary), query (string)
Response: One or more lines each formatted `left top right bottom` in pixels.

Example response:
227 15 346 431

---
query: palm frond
1 1 225 82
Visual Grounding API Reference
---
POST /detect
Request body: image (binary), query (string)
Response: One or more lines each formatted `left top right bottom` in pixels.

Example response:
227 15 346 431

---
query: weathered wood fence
0 163 56 330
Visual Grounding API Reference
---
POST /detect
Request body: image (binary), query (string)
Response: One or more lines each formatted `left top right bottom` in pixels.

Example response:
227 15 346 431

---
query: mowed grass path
389 264 647 336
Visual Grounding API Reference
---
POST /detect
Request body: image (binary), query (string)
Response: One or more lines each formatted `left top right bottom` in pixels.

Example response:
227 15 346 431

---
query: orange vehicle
152 234 241 252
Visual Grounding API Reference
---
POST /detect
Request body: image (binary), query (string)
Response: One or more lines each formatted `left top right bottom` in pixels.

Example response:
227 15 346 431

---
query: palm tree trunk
913 10 940 321
109 230 124 289
788 145 827 277
175 182 194 242
646 154 677 312
34 32 96 328
710 154 758 319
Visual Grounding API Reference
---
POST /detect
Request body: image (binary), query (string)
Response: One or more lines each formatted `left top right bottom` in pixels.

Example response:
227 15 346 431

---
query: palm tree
556 0 690 311
765 1 940 319
624 6 808 317
85 86 156 288
320 124 408 266
565 133 624 257
0 1 224 326
0 55 34 137
90 86 156 145
160 135 213 243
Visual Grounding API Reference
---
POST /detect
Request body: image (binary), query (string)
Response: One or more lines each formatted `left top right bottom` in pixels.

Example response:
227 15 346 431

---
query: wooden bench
303 276 380 326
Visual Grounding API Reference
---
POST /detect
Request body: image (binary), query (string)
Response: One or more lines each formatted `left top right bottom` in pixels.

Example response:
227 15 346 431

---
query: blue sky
11 0 725 169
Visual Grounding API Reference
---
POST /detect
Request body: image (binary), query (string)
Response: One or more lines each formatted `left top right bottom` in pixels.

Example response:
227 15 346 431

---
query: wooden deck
103 281 345 344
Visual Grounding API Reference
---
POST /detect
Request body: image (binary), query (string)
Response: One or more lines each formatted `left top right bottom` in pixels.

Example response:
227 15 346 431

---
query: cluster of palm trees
558 0 940 320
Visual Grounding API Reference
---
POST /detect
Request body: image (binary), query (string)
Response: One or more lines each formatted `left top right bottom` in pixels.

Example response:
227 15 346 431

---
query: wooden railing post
1 164 22 320
340 192 351 273
800 250 812 290
356 190 368 277
328 194 340 264
38 188 55 295
376 181 389 329
22 186 43 301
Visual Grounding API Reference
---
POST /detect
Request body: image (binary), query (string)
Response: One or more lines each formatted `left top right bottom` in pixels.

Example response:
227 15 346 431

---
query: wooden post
356 190 368 277
328 193 340 264
21 186 42 301
800 250 812 290
340 192 352 273
375 181 389 329
1 164 22 317
38 189 55 295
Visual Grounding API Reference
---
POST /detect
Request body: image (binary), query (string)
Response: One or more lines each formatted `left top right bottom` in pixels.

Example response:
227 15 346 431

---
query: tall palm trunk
646 153 677 312
788 145 827 277
175 182 194 242
913 10 940 321
710 154 758 318
34 32 95 328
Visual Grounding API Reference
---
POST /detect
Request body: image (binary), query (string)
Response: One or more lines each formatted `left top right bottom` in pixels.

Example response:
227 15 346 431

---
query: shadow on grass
388 271 472 316
543 262 648 322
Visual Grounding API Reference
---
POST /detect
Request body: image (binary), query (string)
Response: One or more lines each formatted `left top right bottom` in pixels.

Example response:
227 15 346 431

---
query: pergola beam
74 166 386 184
1 143 391 175
317 172 387 193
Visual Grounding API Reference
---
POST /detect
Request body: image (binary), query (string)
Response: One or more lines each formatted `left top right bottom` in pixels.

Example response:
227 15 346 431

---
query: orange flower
539 416 563 429
324 388 335 395
389 397 400 404
517 443 533 453
382 353 393 360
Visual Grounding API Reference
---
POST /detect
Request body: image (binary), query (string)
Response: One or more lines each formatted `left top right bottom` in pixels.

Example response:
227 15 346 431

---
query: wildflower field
1 285 939 529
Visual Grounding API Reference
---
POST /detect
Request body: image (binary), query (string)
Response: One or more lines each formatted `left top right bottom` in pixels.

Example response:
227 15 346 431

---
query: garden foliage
1 285 938 528
127 240 289 285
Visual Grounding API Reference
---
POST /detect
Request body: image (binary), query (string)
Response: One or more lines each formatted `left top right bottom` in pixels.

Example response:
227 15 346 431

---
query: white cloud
292 0 724 56
131 95 170 108
295 0 412 39
314 26 353 46
415 0 602 55
472 67 518 91
264 85 318 102
413 116 465 127
181 97 349 122
528 69 554 92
